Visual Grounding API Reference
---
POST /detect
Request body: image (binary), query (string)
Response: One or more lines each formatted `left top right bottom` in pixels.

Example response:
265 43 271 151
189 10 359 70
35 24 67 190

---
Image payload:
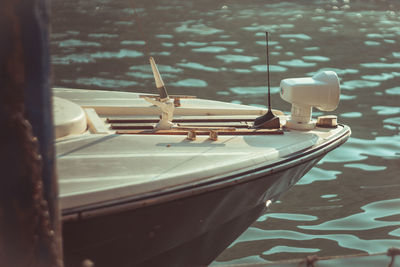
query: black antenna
253 32 280 129
266 31 272 114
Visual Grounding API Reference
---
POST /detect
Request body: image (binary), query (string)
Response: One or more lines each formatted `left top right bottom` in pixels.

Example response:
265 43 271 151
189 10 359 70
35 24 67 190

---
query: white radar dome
280 71 340 130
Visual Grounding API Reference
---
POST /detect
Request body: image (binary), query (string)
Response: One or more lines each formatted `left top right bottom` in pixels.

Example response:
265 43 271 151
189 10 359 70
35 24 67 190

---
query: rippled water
50 0 400 264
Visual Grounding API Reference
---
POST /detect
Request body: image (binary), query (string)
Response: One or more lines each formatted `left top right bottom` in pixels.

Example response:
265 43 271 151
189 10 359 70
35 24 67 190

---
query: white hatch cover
53 96 87 138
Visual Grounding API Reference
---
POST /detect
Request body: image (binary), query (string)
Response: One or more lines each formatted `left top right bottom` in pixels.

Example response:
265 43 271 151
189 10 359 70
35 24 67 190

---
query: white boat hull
61 126 349 267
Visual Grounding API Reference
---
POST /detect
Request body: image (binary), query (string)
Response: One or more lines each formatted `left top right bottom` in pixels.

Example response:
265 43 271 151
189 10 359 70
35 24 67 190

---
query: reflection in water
224 227 400 258
299 198 400 231
50 0 400 264
257 213 318 222
263 246 320 256
386 87 400 95
295 167 341 185
344 163 386 171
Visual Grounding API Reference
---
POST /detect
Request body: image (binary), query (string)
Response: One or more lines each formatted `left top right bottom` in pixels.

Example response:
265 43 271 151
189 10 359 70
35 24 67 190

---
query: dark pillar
0 0 63 266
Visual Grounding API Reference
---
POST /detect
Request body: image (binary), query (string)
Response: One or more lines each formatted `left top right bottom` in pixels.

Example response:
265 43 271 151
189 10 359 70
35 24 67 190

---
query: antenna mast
253 32 280 129
266 32 272 113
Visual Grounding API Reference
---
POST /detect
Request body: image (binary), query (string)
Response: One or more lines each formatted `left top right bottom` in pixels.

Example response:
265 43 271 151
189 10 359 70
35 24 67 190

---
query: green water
51 0 400 264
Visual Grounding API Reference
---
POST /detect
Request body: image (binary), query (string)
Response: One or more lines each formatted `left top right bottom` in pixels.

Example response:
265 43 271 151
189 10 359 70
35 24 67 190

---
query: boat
0 1 350 265
55 54 351 266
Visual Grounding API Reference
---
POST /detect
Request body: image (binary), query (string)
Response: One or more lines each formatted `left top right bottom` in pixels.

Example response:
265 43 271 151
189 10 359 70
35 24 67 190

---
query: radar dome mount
280 71 340 130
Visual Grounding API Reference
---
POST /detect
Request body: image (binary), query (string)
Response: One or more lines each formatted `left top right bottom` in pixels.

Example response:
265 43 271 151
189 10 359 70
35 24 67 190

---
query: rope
299 255 319 267
211 248 400 267
387 247 400 267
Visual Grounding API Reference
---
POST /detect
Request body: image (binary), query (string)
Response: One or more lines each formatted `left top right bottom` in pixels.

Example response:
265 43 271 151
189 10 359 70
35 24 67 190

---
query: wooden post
0 0 63 266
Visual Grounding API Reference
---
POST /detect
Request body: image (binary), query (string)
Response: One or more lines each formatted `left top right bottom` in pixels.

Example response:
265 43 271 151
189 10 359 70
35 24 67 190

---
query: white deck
54 88 343 210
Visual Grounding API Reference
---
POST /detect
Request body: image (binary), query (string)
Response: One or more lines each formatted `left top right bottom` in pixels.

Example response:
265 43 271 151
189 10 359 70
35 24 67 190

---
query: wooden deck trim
106 115 258 124
116 129 283 135
110 122 250 130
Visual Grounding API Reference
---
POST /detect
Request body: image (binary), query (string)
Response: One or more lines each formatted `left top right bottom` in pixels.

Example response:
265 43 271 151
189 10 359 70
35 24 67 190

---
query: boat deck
54 88 348 215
